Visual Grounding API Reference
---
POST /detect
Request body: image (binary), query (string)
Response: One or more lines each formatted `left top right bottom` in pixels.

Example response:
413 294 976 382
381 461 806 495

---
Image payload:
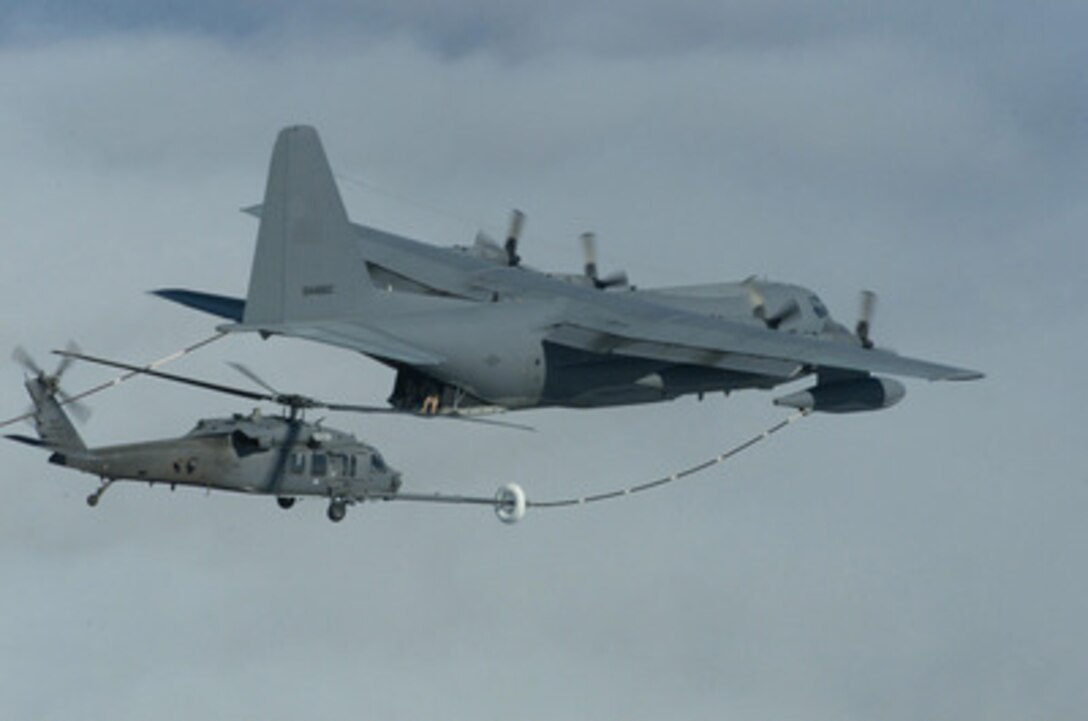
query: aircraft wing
546 311 983 382
463 266 980 381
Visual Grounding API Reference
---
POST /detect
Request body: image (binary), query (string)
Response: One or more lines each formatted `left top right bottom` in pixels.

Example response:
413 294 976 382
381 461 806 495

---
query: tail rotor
12 342 92 423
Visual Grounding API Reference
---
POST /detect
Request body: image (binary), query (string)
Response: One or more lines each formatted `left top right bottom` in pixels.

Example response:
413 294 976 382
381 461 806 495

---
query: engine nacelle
773 376 906 413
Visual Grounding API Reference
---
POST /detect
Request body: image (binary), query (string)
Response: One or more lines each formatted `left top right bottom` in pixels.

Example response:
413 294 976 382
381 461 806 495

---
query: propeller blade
744 277 767 323
53 340 81 379
56 389 93 424
504 209 525 266
12 346 43 377
856 289 877 348
596 270 629 289
744 278 800 329
766 298 801 329
581 232 628 289
581 232 598 280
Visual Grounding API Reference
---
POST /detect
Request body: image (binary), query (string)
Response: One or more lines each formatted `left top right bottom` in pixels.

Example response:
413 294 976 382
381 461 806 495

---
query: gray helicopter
6 349 527 524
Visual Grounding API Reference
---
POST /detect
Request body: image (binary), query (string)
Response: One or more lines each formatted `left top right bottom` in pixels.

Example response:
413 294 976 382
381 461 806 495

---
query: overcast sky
1 2 1085 720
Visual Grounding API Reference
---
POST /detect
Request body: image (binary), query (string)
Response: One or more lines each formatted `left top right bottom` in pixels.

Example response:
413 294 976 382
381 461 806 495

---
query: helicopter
6 349 527 524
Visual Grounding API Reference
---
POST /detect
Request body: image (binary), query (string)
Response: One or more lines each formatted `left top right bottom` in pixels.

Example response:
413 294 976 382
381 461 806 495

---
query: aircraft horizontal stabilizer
152 289 245 321
220 318 444 367
5 434 47 447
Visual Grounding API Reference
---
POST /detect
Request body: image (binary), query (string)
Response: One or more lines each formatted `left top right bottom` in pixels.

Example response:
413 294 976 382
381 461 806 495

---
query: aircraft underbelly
387 304 551 407
430 336 546 407
538 342 783 408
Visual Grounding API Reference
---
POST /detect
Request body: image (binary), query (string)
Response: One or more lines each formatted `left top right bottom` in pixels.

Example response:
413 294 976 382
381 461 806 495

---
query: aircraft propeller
580 232 628 290
504 209 525 267
856 289 877 349
743 277 800 330
13 342 91 423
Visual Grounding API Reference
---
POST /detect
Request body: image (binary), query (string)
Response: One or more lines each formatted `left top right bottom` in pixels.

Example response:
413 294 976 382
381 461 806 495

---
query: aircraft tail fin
242 125 372 326
21 377 87 452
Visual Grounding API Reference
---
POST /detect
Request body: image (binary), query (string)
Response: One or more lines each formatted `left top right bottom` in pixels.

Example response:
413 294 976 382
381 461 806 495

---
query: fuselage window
312 453 328 477
290 453 306 474
349 455 358 478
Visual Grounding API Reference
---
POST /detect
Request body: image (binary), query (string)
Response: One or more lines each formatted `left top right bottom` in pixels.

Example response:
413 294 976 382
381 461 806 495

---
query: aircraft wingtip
944 369 985 382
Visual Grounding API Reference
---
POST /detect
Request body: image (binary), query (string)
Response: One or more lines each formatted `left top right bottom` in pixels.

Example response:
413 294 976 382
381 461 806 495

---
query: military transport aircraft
154 126 981 417
6 350 526 523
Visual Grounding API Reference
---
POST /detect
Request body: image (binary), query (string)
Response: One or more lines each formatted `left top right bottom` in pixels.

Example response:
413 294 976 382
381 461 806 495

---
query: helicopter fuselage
50 413 402 503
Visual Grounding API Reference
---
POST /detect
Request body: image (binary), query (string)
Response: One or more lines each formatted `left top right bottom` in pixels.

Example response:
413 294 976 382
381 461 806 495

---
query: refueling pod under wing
773 376 906 413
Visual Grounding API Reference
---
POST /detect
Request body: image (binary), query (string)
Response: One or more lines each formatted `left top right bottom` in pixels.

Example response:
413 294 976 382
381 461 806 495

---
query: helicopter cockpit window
371 453 387 472
230 430 262 458
311 453 328 477
349 455 358 478
290 453 306 474
328 453 346 478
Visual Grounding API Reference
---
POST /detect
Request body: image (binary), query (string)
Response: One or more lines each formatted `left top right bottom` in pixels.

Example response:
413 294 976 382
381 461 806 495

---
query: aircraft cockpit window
371 453 387 472
312 453 328 477
809 296 829 319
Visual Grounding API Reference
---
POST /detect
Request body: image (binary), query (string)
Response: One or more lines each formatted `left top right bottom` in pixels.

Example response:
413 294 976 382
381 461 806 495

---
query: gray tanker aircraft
6 351 526 523
155 126 981 416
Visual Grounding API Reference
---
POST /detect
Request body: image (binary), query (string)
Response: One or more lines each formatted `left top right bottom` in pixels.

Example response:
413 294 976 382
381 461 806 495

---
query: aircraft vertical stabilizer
243 125 371 326
24 378 87 452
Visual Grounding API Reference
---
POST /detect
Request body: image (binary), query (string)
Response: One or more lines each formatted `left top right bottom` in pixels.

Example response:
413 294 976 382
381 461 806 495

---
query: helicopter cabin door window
289 453 306 475
311 453 328 477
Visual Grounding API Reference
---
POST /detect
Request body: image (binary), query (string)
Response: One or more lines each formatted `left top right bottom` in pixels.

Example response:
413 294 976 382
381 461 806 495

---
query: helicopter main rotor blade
227 362 280 395
54 350 272 404
320 401 535 431
54 350 534 430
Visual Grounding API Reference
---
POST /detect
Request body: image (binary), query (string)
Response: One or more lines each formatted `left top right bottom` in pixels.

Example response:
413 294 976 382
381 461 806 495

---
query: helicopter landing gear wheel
327 500 347 523
86 479 114 508
276 496 296 510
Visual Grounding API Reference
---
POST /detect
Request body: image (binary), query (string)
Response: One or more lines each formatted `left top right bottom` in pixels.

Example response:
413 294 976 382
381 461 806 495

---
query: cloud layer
1 4 1085 720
